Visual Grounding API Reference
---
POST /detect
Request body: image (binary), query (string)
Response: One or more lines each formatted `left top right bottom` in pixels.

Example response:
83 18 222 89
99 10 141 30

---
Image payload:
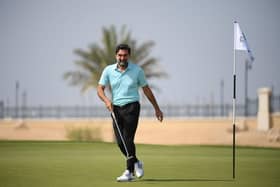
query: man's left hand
155 109 163 122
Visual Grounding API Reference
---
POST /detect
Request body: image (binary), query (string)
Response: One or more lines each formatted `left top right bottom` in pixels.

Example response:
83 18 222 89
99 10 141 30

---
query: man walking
97 44 163 182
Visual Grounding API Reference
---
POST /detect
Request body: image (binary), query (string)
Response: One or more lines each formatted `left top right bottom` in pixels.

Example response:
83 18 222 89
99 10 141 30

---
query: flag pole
233 21 237 179
232 20 254 178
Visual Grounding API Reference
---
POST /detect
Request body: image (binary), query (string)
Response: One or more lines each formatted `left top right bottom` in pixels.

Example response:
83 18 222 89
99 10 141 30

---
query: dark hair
115 44 131 55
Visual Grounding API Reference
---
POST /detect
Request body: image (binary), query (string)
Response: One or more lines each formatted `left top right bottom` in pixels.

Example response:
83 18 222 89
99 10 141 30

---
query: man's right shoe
116 170 134 182
134 161 144 178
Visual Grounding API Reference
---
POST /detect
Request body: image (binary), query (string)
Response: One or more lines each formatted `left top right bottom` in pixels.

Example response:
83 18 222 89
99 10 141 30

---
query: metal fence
271 95 280 113
0 98 261 119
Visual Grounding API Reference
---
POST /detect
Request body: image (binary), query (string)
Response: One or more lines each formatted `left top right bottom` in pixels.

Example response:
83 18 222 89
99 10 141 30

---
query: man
97 44 163 182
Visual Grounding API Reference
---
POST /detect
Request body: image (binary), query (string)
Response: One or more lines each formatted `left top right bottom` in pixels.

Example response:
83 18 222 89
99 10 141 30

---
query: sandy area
0 115 280 148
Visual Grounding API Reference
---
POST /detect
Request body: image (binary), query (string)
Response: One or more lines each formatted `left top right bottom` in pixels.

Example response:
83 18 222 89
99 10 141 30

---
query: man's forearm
142 86 160 110
97 85 112 111
97 85 108 102
142 85 163 122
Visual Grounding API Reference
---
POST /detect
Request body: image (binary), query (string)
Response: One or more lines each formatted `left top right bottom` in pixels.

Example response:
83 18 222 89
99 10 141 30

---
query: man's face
116 49 129 63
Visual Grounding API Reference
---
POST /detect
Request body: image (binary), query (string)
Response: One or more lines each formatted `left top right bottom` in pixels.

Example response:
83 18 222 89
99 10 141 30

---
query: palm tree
63 25 167 93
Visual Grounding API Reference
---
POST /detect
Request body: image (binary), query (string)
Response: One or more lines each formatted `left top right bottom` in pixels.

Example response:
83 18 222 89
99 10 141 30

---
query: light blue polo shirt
98 62 148 106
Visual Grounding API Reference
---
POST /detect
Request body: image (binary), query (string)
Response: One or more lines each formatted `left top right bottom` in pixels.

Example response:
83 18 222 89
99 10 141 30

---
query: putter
111 111 129 158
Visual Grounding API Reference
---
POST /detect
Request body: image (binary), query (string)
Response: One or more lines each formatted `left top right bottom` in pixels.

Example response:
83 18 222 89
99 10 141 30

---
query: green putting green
0 141 279 187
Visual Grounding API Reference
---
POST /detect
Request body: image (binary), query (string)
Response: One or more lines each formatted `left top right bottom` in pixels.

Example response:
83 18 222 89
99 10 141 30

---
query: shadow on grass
139 178 234 182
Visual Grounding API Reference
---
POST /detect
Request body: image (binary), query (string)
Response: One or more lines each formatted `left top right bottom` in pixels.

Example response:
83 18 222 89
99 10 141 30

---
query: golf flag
234 21 254 62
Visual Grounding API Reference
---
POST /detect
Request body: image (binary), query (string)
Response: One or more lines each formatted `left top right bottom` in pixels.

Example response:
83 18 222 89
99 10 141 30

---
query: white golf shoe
116 170 134 182
134 161 144 178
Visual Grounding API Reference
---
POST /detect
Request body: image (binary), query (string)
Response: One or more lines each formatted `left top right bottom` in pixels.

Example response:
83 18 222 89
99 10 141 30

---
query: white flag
234 21 254 62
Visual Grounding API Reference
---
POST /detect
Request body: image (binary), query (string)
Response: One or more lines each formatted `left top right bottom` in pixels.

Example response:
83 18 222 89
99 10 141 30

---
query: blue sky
0 0 280 106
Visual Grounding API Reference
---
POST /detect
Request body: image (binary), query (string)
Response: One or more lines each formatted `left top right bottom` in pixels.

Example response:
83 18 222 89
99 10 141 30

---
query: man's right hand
105 100 113 112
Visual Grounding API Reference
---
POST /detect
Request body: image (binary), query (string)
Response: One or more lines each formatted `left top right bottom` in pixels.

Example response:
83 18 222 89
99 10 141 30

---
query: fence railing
271 95 280 113
1 94 279 119
0 98 261 119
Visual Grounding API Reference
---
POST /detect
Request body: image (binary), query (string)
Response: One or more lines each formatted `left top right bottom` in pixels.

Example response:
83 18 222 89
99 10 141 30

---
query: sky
0 0 280 107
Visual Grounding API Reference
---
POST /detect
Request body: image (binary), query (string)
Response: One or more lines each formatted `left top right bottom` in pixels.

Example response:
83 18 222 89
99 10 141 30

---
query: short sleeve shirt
98 62 148 106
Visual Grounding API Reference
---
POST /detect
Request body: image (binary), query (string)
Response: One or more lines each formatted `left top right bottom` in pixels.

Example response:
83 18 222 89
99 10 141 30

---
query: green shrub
66 126 102 141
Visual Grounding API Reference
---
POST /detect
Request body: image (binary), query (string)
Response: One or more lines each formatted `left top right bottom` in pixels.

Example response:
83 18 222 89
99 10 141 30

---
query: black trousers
112 102 140 172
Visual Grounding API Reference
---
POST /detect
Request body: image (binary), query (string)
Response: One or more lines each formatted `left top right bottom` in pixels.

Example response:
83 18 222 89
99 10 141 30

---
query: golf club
111 111 129 158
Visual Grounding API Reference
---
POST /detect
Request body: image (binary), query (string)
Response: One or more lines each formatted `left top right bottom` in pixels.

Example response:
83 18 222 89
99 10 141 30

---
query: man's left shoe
134 161 144 178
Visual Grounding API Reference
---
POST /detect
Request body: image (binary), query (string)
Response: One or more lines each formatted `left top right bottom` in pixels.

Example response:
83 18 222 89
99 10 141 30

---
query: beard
117 60 128 68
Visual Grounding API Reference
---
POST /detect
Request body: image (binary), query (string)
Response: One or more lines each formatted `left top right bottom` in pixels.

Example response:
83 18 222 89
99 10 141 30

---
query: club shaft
111 111 129 158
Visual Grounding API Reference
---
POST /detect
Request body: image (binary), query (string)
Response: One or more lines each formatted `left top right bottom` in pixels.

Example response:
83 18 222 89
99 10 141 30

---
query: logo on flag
239 36 245 43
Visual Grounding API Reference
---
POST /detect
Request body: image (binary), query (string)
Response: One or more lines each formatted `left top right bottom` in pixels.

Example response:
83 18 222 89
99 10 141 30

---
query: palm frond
145 71 168 79
139 58 158 69
133 41 155 63
63 71 90 86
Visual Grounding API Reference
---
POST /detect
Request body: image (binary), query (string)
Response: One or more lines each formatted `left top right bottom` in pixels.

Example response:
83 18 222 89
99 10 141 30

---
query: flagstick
233 38 236 179
232 20 254 179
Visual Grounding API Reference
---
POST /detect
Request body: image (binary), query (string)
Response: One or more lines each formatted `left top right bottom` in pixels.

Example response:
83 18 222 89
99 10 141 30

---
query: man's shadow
138 178 234 182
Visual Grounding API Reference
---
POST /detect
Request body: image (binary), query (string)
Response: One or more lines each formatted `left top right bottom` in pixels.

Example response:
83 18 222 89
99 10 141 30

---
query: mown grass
0 141 279 187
